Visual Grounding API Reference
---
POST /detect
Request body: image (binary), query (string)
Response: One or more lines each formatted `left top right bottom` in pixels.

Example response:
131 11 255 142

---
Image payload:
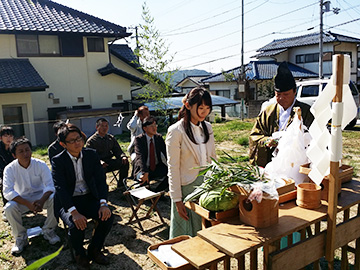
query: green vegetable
184 152 268 203
199 188 239 212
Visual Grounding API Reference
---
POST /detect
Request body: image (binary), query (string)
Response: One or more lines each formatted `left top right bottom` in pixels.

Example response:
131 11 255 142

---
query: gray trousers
4 193 58 240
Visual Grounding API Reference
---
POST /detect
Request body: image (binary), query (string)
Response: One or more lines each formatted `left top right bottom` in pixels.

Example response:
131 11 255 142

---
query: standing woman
166 87 216 239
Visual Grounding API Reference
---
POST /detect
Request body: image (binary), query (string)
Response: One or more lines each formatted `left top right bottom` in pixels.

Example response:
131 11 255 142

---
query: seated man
52 124 113 270
48 120 67 161
86 118 129 186
3 137 60 254
133 116 168 192
0 126 15 220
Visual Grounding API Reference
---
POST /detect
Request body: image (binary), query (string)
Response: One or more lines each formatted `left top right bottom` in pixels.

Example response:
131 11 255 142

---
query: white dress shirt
3 157 55 202
190 122 207 166
278 99 296 131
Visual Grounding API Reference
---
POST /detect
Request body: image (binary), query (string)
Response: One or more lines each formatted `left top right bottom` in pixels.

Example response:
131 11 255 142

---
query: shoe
11 237 29 254
43 230 61 245
75 255 90 270
2 211 7 222
88 246 110 265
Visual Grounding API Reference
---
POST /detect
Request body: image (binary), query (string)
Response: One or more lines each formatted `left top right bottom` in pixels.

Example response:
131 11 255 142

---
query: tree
134 2 177 114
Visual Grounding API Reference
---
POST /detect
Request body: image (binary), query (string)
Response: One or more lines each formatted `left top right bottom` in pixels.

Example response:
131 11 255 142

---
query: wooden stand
184 201 238 228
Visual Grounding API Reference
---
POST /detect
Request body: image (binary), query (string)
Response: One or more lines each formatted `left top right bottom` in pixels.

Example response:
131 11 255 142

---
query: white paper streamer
306 54 355 184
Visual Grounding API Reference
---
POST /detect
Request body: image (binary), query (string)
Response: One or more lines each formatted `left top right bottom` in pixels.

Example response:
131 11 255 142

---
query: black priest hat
274 62 296 92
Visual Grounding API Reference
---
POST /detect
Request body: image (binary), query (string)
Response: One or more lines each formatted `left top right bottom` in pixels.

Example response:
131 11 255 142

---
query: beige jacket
166 119 216 202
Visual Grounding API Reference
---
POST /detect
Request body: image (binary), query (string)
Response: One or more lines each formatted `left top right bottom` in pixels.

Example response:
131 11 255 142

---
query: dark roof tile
257 31 360 52
0 58 48 92
110 44 141 69
201 61 317 82
0 0 131 37
98 63 147 85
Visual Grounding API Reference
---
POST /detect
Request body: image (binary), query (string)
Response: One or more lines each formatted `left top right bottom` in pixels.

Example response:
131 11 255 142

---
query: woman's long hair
178 87 212 144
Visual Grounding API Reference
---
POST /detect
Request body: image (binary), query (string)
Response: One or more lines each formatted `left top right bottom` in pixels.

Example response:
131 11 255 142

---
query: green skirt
169 175 203 239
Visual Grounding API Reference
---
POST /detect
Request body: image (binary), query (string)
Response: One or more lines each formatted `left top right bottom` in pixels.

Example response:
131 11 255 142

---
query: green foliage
184 155 268 203
24 245 63 270
134 2 177 114
236 136 249 146
257 81 275 99
214 114 222 123
32 146 48 156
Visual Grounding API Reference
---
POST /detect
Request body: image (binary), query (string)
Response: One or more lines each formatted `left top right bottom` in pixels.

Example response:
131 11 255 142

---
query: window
296 55 305 64
2 105 25 137
305 53 319 63
87 38 104 52
300 85 319 97
216 90 230 98
16 35 60 56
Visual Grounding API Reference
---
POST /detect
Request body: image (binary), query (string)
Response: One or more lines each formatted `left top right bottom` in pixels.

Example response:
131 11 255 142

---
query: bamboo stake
325 54 344 269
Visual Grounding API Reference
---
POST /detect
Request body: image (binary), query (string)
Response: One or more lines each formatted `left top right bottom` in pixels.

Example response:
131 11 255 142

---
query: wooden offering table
173 179 360 270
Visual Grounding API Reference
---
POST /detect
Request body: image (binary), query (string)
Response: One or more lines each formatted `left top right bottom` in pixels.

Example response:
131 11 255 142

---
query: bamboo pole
325 54 344 269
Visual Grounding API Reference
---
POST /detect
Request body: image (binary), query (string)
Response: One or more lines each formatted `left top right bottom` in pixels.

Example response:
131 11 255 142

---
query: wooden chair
123 186 166 232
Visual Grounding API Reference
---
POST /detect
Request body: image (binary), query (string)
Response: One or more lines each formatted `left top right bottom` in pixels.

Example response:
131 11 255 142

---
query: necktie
149 138 156 171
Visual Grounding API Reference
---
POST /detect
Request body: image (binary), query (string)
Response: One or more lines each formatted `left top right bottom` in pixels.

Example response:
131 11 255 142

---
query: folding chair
62 219 100 262
123 185 166 232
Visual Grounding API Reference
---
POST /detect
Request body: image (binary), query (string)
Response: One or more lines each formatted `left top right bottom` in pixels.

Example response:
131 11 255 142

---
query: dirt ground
1 123 360 269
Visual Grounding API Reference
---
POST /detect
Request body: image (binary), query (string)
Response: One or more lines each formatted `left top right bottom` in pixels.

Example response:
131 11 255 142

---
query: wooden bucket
238 195 279 228
296 183 321 209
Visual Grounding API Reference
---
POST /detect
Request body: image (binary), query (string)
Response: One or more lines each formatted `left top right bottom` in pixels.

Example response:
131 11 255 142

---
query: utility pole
319 0 324 79
240 0 244 80
319 1 338 79
135 26 140 64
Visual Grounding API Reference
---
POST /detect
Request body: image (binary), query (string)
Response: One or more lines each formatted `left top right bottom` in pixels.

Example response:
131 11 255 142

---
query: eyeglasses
147 123 158 128
65 137 83 144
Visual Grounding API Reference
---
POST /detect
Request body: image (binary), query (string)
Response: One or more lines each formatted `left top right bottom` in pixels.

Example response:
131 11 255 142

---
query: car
260 78 360 128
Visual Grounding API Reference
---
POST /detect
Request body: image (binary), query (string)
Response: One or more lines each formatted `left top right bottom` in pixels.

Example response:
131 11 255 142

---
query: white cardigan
166 119 216 202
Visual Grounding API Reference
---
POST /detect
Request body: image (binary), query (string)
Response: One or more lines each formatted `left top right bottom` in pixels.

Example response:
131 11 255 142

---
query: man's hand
98 205 111 221
32 199 45 213
71 210 88 231
139 173 149 184
175 201 189 221
100 160 109 168
264 137 278 148
122 156 129 165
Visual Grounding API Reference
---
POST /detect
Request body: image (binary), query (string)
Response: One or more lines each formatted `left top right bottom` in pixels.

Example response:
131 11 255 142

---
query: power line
162 15 240 36
182 54 240 69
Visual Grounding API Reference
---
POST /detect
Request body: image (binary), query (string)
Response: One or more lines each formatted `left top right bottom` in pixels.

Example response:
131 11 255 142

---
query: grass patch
32 146 48 156
236 136 249 146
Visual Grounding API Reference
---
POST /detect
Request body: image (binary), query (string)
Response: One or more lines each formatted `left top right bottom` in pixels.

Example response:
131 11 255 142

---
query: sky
52 0 360 74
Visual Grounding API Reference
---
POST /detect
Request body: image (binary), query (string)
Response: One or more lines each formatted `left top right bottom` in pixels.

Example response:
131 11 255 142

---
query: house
175 75 209 93
254 31 360 83
0 0 147 145
201 61 317 117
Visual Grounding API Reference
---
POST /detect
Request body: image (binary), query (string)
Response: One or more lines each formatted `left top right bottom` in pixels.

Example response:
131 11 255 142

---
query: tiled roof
252 48 287 58
110 44 141 69
0 58 48 92
201 61 317 83
97 63 148 85
144 95 239 111
257 31 360 52
0 0 131 37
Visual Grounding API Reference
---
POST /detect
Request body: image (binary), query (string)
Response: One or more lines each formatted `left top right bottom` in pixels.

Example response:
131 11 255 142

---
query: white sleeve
165 127 183 202
3 165 19 201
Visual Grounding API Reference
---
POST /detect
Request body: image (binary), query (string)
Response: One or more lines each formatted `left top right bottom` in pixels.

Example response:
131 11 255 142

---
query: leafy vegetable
199 188 238 211
184 154 268 203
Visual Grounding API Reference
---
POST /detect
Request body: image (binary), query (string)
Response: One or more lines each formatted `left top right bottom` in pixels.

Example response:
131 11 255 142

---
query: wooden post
326 54 344 269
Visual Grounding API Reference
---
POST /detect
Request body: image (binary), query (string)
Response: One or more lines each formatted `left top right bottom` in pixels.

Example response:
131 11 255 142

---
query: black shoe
88 246 110 265
75 255 90 270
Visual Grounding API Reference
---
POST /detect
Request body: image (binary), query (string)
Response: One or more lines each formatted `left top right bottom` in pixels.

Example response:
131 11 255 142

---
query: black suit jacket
133 133 167 177
52 148 108 218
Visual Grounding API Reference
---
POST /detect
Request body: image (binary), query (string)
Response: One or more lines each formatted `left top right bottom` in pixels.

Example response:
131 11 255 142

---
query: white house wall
0 92 36 144
208 81 238 99
288 43 358 81
0 34 135 145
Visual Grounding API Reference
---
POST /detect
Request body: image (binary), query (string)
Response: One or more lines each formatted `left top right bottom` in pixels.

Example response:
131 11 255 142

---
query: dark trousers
0 178 7 207
104 158 129 183
60 194 114 257
137 163 169 192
